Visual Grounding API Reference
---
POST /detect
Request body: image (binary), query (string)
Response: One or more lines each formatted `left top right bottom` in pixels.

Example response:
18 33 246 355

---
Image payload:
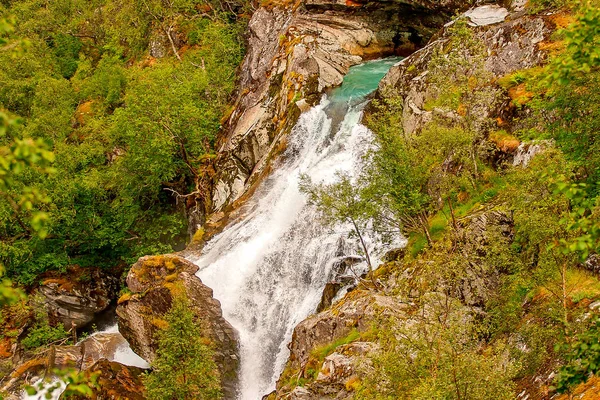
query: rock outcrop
37 267 119 329
207 0 469 225
280 289 408 382
63 359 146 400
116 255 239 399
377 2 553 142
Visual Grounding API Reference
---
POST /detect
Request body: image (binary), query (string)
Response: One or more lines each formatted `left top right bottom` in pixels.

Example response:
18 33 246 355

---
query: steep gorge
125 0 562 399
5 0 595 399
202 0 469 223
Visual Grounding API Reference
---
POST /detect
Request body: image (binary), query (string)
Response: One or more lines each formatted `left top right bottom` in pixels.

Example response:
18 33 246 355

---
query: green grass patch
311 329 361 362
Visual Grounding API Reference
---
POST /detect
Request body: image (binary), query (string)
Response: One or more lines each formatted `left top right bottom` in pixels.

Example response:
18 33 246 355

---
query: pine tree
143 295 222 400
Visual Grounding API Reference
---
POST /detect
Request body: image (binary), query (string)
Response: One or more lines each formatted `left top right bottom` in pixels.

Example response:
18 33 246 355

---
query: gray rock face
285 290 408 374
378 8 552 137
464 5 509 26
209 0 469 218
116 255 239 399
37 267 118 329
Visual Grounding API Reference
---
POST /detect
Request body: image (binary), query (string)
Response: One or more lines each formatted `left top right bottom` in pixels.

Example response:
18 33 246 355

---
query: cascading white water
187 57 402 399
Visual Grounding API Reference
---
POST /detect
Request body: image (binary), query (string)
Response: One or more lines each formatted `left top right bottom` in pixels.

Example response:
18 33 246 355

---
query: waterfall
186 57 403 399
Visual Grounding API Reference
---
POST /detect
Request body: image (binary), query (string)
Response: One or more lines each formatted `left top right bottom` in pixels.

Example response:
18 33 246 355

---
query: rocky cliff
36 267 119 330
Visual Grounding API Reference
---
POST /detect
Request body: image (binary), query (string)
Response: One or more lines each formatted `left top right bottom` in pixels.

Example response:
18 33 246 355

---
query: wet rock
37 267 118 329
316 282 343 313
116 255 239 399
79 333 131 371
63 359 146 400
317 256 362 313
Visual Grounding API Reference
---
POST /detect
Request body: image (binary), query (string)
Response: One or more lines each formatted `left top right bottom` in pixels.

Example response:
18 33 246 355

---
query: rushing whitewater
187 57 402 399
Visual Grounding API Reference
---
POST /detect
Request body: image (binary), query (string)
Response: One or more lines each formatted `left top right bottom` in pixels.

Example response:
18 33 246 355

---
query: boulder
116 255 239 399
37 267 119 329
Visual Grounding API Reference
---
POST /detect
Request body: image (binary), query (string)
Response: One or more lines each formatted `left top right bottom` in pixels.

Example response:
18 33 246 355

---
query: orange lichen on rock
345 0 363 7
117 292 132 305
0 339 12 358
42 278 75 293
74 100 94 127
556 376 600 400
538 40 566 56
13 358 47 377
140 56 157 68
489 131 521 153
508 83 535 106
549 12 575 29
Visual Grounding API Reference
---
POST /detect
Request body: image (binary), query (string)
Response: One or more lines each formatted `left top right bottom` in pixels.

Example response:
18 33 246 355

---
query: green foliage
300 172 379 279
21 322 69 350
552 180 600 260
143 295 222 400
351 3 600 396
311 329 360 362
0 94 52 304
555 318 600 393
21 300 69 350
0 0 248 283
355 299 517 400
52 33 82 79
528 0 569 13
25 368 100 399
549 2 600 84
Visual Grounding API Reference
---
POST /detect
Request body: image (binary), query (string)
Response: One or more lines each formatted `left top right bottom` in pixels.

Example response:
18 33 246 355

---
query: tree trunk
350 218 379 290
447 197 458 231
419 213 433 245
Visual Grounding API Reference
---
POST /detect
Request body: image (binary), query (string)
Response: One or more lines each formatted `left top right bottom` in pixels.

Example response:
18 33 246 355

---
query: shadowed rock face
37 267 119 329
207 0 469 226
116 255 239 399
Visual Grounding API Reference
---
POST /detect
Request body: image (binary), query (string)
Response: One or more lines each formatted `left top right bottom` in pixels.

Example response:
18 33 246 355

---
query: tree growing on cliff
143 295 222 400
300 172 382 288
